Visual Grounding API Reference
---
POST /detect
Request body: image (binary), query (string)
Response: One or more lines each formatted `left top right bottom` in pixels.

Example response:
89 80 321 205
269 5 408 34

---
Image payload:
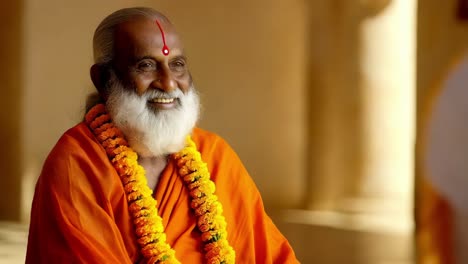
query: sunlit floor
273 210 415 264
0 222 27 264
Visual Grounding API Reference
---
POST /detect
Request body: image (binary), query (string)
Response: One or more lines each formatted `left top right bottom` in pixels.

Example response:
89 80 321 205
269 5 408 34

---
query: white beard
105 74 200 158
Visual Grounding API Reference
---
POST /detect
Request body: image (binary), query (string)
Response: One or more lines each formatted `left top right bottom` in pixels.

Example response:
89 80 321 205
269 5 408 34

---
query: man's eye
170 60 186 71
137 62 156 72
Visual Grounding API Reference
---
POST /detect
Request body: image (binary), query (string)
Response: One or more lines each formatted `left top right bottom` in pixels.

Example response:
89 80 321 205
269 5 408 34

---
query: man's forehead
114 17 184 52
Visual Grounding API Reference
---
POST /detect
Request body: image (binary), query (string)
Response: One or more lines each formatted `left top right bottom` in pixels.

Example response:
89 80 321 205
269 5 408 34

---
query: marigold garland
85 103 235 264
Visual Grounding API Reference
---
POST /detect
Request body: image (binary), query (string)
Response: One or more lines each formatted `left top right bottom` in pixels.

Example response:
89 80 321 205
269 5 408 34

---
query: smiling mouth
149 98 175 104
147 97 178 110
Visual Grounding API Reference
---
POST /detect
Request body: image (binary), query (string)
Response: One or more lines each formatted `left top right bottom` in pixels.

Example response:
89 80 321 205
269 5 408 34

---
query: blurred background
1 0 468 263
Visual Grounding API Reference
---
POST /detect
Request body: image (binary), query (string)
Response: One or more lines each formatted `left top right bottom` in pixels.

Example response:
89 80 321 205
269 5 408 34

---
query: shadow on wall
0 0 23 221
305 0 364 210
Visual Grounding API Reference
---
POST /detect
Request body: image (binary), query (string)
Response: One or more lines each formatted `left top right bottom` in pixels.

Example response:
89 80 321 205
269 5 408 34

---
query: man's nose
152 67 176 92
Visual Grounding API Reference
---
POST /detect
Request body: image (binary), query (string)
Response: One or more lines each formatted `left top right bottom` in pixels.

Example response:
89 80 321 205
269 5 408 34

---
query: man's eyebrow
133 55 157 62
170 55 188 61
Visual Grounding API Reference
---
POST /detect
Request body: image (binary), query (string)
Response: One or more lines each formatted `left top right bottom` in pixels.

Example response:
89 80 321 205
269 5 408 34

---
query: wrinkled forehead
114 16 184 56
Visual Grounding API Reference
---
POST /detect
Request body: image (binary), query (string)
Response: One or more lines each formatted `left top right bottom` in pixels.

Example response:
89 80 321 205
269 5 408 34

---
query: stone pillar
344 0 416 222
306 0 416 225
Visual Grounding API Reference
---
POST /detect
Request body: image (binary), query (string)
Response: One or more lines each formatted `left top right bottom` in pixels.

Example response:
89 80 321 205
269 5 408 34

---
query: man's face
103 16 200 158
112 17 192 110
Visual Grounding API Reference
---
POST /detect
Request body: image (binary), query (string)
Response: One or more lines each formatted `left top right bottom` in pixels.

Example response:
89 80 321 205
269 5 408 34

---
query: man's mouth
149 98 175 104
147 97 178 110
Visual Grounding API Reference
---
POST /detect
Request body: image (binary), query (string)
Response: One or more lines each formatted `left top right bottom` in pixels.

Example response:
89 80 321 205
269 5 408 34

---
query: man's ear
90 63 110 98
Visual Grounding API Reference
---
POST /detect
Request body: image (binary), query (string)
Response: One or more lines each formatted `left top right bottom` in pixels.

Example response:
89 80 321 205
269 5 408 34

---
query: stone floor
0 222 28 264
273 210 415 264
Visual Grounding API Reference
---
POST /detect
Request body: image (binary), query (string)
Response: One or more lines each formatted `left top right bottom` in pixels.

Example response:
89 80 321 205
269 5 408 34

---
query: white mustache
143 89 184 100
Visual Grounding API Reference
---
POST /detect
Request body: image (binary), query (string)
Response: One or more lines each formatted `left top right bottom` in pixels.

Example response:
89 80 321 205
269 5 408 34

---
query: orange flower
97 127 123 142
93 122 113 135
85 104 106 123
89 114 111 129
102 137 128 149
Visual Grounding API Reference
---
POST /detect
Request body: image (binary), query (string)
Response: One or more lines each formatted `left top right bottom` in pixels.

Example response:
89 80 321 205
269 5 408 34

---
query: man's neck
138 155 168 190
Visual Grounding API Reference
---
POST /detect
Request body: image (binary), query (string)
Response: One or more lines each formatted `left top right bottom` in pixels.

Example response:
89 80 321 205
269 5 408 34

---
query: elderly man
26 7 297 264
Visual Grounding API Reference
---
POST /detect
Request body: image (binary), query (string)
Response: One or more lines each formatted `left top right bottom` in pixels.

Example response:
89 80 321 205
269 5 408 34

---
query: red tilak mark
155 20 170 56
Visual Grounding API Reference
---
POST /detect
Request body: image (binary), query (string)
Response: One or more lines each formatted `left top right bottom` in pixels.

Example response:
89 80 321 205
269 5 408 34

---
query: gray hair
93 7 170 65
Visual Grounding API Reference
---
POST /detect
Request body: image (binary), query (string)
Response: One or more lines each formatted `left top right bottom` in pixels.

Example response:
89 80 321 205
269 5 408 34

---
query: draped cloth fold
26 123 298 263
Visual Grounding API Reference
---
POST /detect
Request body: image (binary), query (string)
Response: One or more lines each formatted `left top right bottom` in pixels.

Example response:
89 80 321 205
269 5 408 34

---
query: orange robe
416 178 454 264
26 123 298 263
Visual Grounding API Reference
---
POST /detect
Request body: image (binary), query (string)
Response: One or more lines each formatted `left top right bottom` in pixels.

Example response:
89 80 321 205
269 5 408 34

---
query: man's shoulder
47 122 100 159
192 127 223 142
191 127 232 153
56 122 94 145
191 127 243 167
38 122 109 183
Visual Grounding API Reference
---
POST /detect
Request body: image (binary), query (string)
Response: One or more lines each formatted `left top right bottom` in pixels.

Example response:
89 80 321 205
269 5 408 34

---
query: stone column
306 0 416 226
344 0 416 223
